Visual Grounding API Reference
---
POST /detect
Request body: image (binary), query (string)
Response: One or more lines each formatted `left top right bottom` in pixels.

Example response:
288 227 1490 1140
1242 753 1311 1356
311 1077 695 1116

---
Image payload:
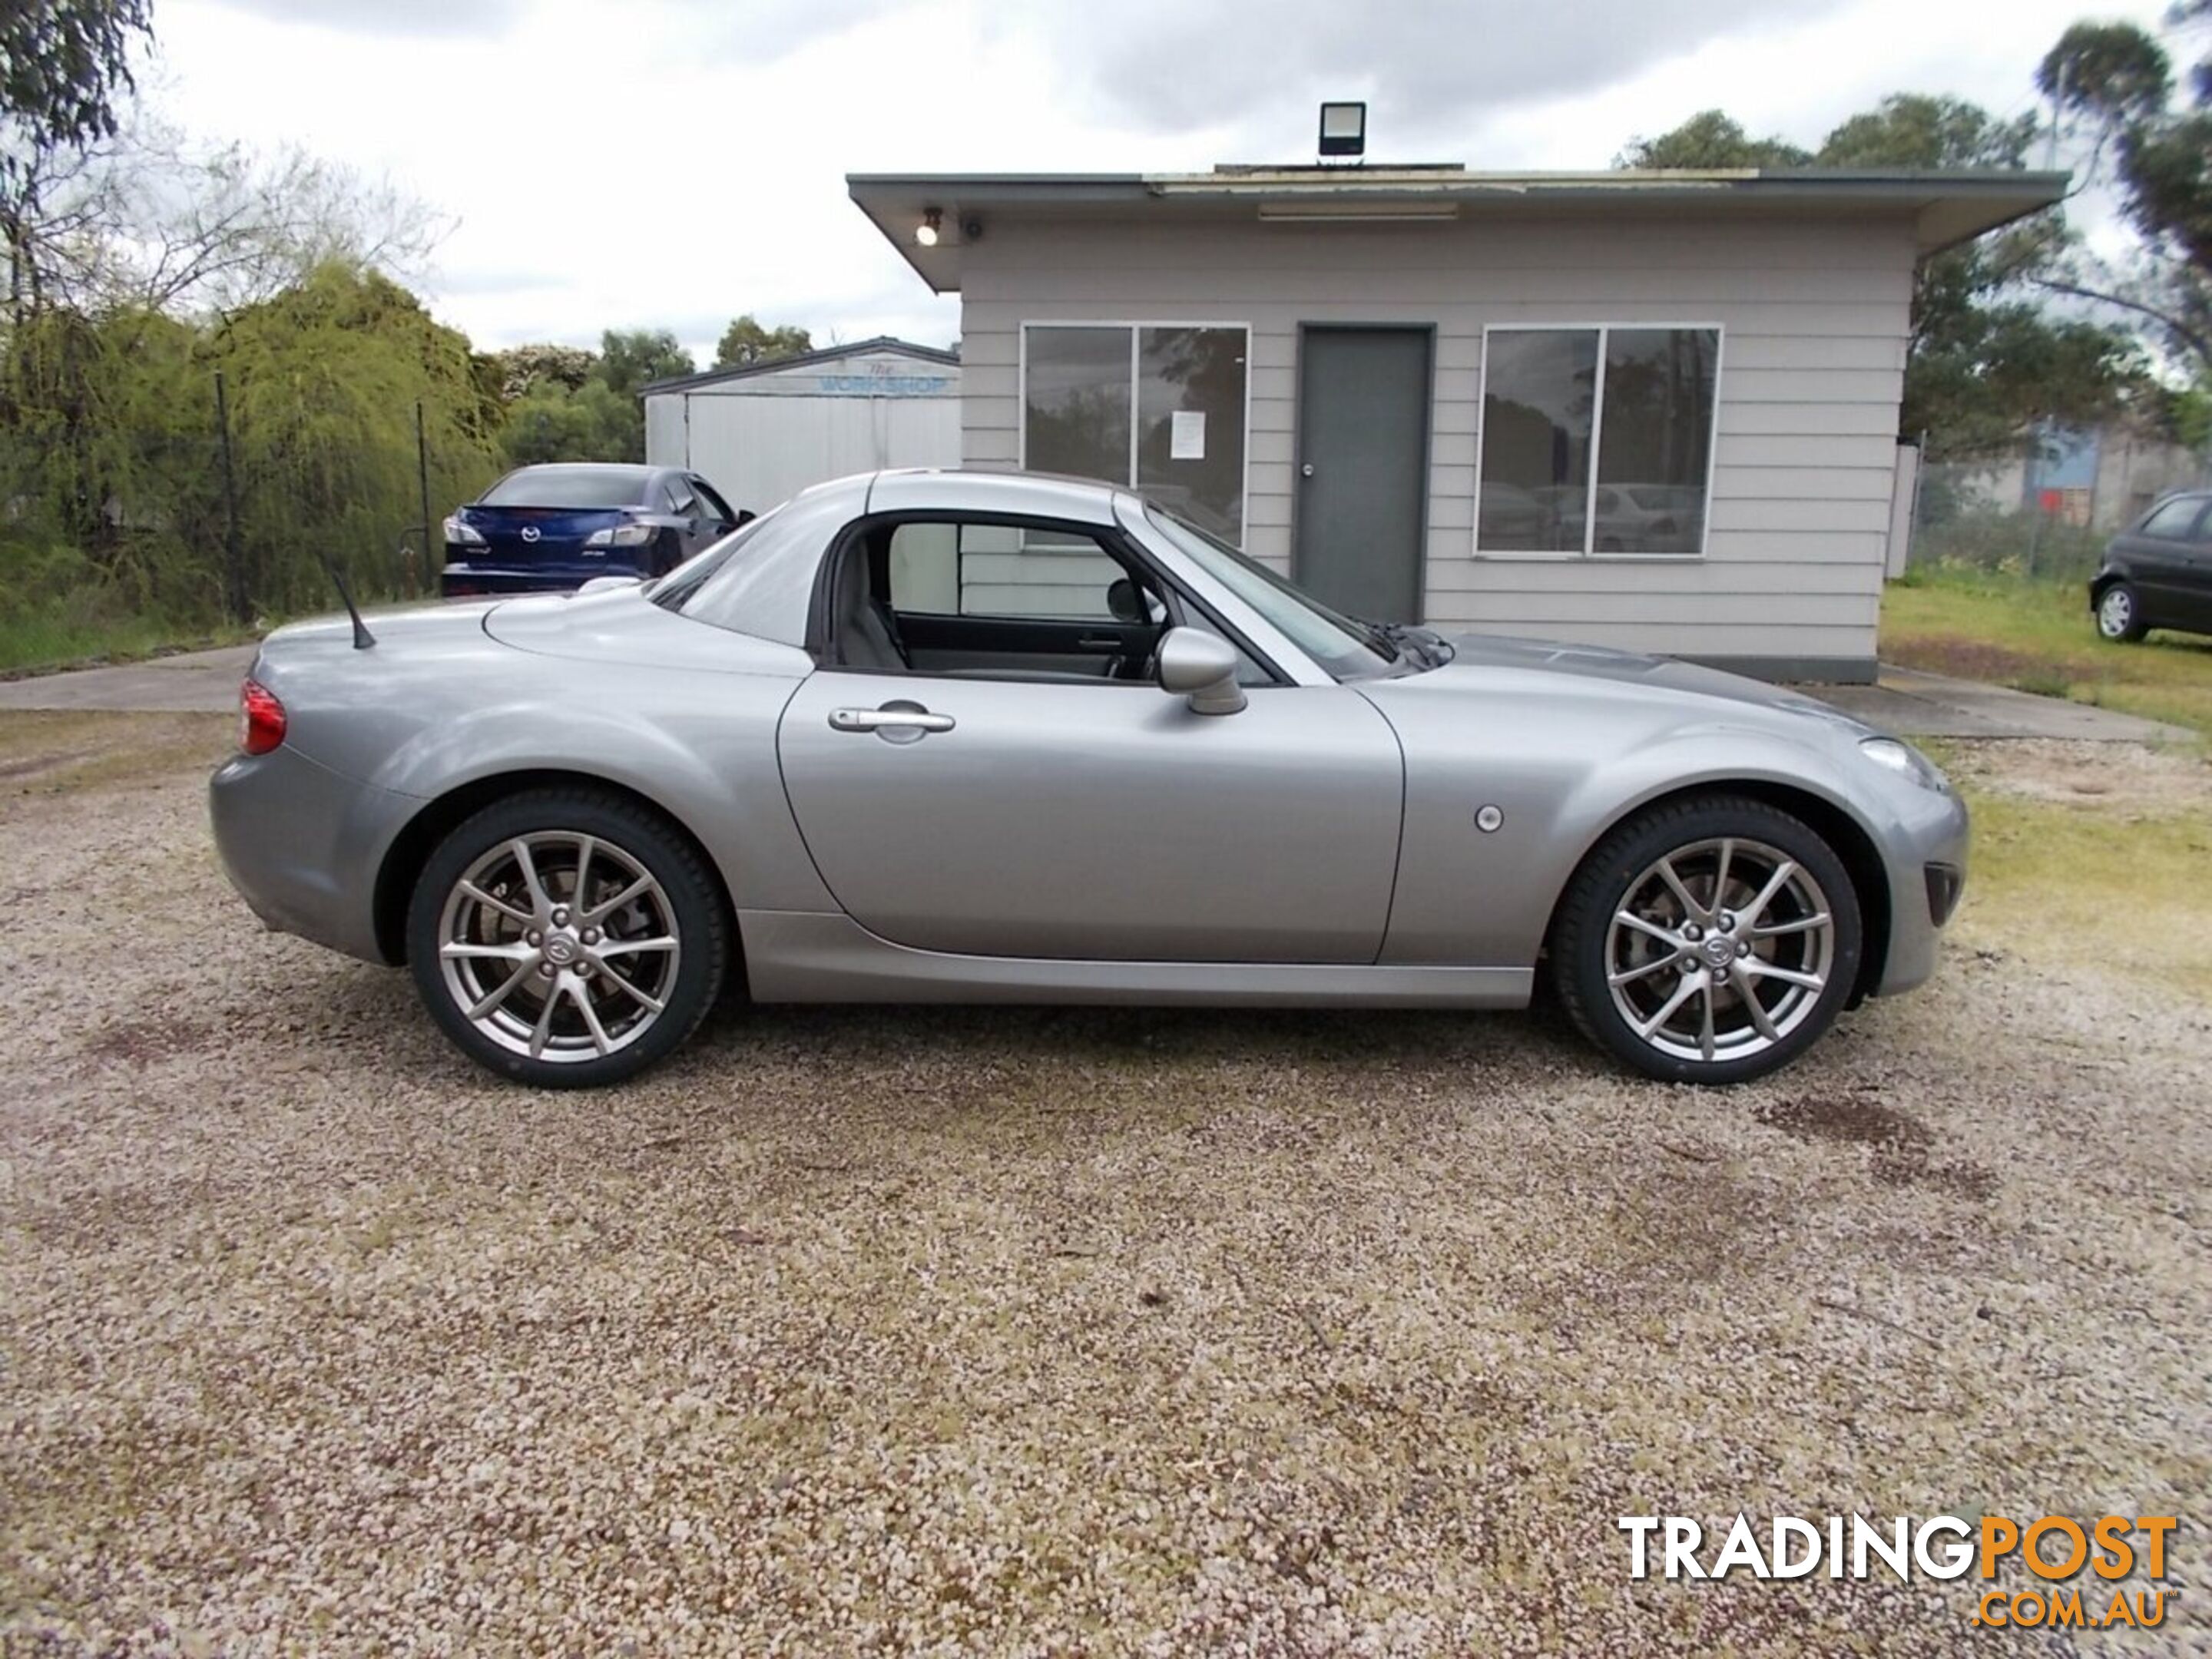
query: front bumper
210 743 419 965
1869 782 1970 998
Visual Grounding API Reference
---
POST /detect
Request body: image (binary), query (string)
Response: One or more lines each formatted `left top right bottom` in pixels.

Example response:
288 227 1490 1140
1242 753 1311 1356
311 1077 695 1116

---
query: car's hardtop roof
859 467 1128 526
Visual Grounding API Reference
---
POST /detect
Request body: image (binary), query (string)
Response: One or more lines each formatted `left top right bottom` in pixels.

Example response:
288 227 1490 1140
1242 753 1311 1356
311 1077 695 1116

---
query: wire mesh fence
0 369 498 673
1907 435 2212 587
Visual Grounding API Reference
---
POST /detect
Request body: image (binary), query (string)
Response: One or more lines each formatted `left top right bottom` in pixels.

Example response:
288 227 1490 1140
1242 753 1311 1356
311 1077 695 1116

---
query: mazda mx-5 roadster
211 469 1965 1088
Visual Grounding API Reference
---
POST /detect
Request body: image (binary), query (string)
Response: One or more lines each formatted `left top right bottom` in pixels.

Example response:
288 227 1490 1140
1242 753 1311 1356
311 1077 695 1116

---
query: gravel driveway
2 714 2206 1656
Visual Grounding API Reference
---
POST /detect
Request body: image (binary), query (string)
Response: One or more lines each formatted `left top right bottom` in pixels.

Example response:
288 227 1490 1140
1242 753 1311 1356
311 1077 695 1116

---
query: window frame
804 508 1292 687
690 476 737 525
1017 320 1255 550
1472 321 1725 563
2137 495 2210 541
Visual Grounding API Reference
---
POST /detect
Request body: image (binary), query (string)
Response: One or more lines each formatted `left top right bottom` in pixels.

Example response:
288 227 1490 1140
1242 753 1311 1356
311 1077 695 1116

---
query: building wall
644 350 961 517
955 211 1919 674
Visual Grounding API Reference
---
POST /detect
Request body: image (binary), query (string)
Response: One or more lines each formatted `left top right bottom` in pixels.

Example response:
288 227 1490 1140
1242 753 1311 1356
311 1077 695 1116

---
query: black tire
1550 795 1863 1085
2095 581 2148 643
406 787 727 1088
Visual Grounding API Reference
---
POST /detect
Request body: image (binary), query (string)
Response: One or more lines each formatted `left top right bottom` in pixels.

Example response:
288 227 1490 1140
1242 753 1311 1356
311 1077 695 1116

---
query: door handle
828 705 955 734
1075 634 1124 650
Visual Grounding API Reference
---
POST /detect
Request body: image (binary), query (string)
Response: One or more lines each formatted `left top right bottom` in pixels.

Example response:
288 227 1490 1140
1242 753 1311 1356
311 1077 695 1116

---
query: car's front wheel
406 789 727 1087
1550 796 1863 1084
2096 582 2149 643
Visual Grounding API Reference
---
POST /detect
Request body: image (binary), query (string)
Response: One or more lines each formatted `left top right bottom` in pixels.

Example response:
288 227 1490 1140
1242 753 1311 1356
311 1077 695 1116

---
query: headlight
1859 736 1945 791
443 515 485 545
583 522 656 549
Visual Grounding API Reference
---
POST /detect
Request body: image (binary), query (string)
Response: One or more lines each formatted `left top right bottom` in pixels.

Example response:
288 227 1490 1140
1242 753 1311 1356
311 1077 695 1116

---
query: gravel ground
2 715 2207 1657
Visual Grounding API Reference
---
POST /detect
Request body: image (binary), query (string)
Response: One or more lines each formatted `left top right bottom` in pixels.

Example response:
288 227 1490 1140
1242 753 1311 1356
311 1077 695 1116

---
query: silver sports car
210 470 1966 1089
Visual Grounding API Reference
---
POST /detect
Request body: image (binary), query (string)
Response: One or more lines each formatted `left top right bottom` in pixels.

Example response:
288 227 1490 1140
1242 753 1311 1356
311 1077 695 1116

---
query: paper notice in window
1170 409 1206 461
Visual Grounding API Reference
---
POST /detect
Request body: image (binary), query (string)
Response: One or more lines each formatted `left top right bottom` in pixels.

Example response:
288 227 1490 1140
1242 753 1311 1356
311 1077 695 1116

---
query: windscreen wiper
1369 619 1453 667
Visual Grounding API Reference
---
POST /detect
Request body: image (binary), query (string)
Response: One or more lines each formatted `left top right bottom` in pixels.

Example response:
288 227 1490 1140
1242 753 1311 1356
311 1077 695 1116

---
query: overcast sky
145 0 2172 361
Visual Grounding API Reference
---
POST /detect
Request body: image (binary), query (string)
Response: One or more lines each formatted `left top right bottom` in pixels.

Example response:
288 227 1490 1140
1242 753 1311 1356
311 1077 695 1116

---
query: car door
2113 494 2210 625
2176 505 2212 632
775 671 1404 965
688 475 739 548
663 478 708 556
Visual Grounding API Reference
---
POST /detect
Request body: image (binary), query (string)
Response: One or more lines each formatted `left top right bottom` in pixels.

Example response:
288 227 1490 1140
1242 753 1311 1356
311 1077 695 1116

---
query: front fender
1368 672 1932 972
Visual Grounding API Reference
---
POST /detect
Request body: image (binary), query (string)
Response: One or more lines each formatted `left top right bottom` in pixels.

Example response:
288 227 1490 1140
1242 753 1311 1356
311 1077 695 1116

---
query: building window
1476 326 1720 558
1022 323 1248 545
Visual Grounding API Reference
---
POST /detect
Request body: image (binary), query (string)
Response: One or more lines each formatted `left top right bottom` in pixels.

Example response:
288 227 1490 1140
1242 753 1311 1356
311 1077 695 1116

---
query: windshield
1144 504 1398 680
480 466 650 508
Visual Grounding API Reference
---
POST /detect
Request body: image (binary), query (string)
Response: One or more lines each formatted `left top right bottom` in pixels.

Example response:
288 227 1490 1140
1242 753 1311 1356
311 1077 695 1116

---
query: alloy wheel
435 832 681 1064
2098 587 2134 639
1604 836 1836 1065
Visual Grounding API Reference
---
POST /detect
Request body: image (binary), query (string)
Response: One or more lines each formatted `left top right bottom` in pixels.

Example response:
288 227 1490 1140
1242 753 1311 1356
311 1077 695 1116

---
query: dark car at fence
441 464 743 598
2090 489 2212 644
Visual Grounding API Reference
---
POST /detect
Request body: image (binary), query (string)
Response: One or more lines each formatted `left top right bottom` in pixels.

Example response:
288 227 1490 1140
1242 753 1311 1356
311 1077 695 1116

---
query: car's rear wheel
406 789 727 1088
1550 796 1862 1084
2096 582 2148 643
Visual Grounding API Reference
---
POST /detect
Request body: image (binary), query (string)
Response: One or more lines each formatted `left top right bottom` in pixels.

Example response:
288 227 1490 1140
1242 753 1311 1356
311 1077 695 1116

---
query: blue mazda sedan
441 464 745 597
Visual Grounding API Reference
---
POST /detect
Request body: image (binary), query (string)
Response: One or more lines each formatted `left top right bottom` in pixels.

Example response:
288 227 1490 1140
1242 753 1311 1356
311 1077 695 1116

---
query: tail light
240 677 286 755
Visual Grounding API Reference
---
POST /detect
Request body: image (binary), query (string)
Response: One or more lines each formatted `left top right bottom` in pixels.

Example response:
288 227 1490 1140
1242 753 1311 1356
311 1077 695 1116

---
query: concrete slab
1804 666 2192 744
0 644 257 714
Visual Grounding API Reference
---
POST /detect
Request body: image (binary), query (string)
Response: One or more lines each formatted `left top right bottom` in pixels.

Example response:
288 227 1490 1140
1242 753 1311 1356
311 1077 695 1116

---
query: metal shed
641 337 961 519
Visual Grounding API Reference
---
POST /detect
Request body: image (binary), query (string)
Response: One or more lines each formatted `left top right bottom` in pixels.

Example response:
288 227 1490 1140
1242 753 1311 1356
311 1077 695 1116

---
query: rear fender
360 689 835 920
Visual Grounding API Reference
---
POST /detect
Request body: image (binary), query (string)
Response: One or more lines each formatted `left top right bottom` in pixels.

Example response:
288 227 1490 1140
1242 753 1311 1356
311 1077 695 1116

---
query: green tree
498 376 633 466
3 0 155 319
596 327 693 399
1615 110 1810 169
485 341 597 402
0 0 152 150
714 313 812 369
1616 94 2145 458
2040 7 2212 373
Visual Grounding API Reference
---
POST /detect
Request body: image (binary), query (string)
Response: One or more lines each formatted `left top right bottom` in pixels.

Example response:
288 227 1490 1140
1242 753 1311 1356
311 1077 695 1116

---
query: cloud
200 0 525 35
1015 0 1861 136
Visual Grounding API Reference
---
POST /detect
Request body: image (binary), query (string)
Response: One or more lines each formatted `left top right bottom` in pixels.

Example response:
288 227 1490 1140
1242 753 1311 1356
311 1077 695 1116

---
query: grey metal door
776 671 1404 962
1294 328 1432 623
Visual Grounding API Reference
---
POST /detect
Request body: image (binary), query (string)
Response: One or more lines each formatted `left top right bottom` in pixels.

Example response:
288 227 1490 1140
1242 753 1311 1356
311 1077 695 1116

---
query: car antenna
318 550 377 650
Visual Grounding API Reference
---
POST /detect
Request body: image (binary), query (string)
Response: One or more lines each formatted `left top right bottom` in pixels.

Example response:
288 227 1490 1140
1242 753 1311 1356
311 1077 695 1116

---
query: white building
641 338 961 518
846 165 2065 682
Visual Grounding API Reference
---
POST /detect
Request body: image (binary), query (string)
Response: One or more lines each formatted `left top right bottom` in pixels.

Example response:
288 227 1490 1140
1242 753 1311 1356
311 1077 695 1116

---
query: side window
886 522 1131 621
667 479 698 517
2140 496 2207 539
692 478 737 523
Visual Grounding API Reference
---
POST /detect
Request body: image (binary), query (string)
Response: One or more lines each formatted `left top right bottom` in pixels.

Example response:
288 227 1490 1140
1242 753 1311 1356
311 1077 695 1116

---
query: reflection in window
1478 326 1720 556
1022 323 1248 545
1138 326 1247 545
1478 330 1596 554
1024 327 1131 485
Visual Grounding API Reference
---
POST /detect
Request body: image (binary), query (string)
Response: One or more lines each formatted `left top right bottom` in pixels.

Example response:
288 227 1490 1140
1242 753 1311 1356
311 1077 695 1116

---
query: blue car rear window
480 467 650 508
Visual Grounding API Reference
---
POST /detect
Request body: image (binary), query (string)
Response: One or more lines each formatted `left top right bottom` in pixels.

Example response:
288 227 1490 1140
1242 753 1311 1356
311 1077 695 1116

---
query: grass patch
1942 777 2212 1003
0 710 233 794
1883 566 2212 743
0 613 257 678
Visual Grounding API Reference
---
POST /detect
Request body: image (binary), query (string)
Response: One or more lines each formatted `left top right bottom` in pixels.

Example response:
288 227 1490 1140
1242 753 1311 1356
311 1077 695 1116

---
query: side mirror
1156 626 1247 716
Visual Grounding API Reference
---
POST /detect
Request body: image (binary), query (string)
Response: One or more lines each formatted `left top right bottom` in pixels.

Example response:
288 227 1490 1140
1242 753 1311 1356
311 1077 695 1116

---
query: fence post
214 370 248 624
414 400 432 598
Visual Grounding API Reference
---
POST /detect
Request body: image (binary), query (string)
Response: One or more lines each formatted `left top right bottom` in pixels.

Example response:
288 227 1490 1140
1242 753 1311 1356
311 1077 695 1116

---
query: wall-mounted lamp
916 207 942 247
1318 101 1367 160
